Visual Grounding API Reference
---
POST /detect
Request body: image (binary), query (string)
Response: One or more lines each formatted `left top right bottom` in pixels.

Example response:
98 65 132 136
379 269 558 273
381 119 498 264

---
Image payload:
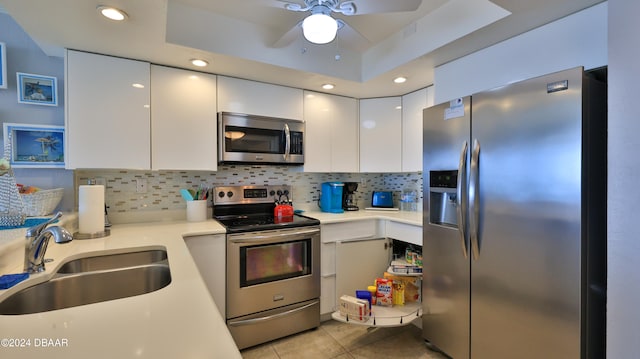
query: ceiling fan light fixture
302 13 338 44
97 6 128 21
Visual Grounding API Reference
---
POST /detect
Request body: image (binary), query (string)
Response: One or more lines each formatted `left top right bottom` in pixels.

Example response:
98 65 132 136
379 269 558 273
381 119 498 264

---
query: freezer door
470 68 584 359
422 97 471 359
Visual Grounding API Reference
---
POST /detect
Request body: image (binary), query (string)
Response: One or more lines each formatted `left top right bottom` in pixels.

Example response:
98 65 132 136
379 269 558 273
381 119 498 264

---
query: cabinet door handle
227 301 319 327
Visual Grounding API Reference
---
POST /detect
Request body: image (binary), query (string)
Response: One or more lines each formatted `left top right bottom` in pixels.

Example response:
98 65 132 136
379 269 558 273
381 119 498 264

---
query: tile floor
240 320 449 359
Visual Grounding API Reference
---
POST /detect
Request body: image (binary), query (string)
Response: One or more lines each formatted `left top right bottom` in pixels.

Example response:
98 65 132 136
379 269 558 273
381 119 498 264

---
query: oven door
226 226 320 319
218 112 304 164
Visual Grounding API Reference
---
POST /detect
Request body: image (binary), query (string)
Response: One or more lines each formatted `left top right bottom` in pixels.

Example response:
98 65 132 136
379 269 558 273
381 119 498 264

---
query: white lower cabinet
320 219 423 326
320 241 336 315
335 238 391 306
320 220 382 316
385 221 422 247
183 234 226 317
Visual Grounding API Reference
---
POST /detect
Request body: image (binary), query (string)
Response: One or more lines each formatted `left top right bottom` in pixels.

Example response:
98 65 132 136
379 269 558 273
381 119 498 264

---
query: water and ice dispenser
429 170 459 227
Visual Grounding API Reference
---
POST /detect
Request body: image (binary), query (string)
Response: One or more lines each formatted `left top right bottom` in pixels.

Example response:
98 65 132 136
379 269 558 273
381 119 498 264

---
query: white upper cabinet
359 97 402 172
151 65 217 171
217 76 303 120
401 86 434 172
303 91 358 172
66 50 151 169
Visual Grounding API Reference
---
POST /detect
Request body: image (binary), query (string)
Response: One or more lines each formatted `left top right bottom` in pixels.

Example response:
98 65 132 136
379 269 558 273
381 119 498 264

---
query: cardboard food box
383 272 422 303
339 295 370 322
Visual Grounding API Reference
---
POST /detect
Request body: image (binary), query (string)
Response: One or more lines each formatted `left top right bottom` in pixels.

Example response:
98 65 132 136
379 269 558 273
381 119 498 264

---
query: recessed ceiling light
132 83 145 89
394 77 407 84
97 6 128 21
322 83 335 90
190 59 208 67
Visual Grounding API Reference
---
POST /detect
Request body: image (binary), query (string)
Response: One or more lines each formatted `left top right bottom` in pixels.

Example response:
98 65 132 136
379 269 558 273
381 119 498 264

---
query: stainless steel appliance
218 112 304 165
422 67 606 359
213 185 321 350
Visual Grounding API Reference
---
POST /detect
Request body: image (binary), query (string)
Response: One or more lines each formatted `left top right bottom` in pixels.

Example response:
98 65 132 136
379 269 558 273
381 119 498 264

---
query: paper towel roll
79 185 105 234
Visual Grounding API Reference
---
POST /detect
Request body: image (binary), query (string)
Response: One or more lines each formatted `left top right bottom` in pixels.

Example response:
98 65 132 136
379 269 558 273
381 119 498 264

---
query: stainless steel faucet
24 212 73 273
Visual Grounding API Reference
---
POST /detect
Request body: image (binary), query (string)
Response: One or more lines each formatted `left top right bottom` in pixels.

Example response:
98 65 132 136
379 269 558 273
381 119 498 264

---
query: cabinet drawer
320 275 336 315
321 220 378 243
386 221 422 246
321 242 335 276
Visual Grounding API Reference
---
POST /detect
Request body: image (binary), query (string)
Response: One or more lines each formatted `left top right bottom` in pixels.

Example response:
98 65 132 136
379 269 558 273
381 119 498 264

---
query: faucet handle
25 211 63 237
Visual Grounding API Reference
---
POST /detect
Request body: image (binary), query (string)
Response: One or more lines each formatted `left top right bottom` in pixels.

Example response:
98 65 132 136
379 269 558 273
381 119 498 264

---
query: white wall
607 0 640 357
433 2 607 103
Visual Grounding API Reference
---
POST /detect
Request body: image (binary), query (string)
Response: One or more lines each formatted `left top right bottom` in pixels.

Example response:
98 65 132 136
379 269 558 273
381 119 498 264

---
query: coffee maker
342 182 359 211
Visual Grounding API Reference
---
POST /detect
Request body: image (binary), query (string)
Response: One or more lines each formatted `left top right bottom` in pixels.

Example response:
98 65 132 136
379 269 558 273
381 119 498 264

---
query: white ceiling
0 0 604 98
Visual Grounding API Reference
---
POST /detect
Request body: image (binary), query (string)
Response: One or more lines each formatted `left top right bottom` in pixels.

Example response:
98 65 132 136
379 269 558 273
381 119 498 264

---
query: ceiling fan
268 0 423 47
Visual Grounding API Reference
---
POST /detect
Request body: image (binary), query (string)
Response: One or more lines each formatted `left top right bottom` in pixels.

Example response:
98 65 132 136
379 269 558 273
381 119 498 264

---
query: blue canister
319 182 344 213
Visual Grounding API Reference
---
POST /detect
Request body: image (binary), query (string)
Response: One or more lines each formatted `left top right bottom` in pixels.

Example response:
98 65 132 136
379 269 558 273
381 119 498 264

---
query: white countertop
0 210 422 358
0 216 239 359
302 209 422 226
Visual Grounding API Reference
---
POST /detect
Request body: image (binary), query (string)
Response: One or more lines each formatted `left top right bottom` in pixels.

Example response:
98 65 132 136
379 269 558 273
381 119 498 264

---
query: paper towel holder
73 228 110 240
73 179 111 240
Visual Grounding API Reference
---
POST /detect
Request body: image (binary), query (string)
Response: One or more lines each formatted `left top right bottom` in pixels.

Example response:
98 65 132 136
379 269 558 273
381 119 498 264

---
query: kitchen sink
0 249 171 315
56 248 168 274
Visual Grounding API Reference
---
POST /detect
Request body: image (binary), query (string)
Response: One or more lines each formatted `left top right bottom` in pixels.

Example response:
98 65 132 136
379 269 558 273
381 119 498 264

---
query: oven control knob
269 190 276 196
218 191 225 198
227 191 234 198
283 189 289 195
277 190 283 196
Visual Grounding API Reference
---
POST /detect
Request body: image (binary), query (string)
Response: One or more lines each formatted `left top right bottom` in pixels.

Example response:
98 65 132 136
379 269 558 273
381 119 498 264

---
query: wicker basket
21 188 64 217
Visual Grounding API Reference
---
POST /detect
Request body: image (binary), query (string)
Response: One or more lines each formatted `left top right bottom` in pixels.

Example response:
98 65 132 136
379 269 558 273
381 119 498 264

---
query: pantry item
367 285 377 305
375 278 393 306
393 281 405 306
384 272 422 303
339 295 370 322
356 290 372 308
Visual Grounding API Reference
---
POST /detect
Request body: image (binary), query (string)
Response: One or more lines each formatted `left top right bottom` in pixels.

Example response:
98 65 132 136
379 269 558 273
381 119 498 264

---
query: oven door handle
227 301 319 327
228 228 320 243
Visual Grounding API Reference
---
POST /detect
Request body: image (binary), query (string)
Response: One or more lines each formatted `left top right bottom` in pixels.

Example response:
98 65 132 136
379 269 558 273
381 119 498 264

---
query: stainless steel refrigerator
422 67 606 359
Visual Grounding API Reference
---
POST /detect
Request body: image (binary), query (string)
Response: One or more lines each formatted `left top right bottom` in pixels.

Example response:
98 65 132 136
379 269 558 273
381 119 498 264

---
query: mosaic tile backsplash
76 166 422 221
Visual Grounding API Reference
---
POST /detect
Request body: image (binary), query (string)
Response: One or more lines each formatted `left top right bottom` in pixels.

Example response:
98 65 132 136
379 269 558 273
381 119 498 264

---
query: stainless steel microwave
218 112 304 165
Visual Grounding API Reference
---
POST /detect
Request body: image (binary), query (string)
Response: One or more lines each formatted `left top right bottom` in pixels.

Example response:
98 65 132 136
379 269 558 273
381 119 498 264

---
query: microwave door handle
284 123 291 160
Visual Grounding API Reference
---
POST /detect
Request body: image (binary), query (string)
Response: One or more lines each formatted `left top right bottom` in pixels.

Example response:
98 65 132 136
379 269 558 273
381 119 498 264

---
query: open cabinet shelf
331 301 422 327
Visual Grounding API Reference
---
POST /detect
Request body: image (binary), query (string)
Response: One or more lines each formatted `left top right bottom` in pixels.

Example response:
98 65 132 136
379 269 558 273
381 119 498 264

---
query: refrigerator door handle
456 141 469 259
469 139 481 260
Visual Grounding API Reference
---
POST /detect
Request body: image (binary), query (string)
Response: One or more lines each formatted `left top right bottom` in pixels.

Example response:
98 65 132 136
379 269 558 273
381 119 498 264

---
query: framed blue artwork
0 42 6 89
2 123 65 168
16 72 58 106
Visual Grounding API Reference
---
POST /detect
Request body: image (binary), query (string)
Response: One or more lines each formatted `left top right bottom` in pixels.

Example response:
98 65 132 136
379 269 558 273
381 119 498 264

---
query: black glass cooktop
215 213 319 233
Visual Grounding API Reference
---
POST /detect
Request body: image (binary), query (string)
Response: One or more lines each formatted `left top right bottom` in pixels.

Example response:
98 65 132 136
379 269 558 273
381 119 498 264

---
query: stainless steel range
213 185 320 350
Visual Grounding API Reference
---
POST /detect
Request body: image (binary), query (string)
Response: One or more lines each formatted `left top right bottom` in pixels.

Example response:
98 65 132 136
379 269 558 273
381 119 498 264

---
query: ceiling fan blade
272 21 303 48
341 0 422 15
335 19 371 52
